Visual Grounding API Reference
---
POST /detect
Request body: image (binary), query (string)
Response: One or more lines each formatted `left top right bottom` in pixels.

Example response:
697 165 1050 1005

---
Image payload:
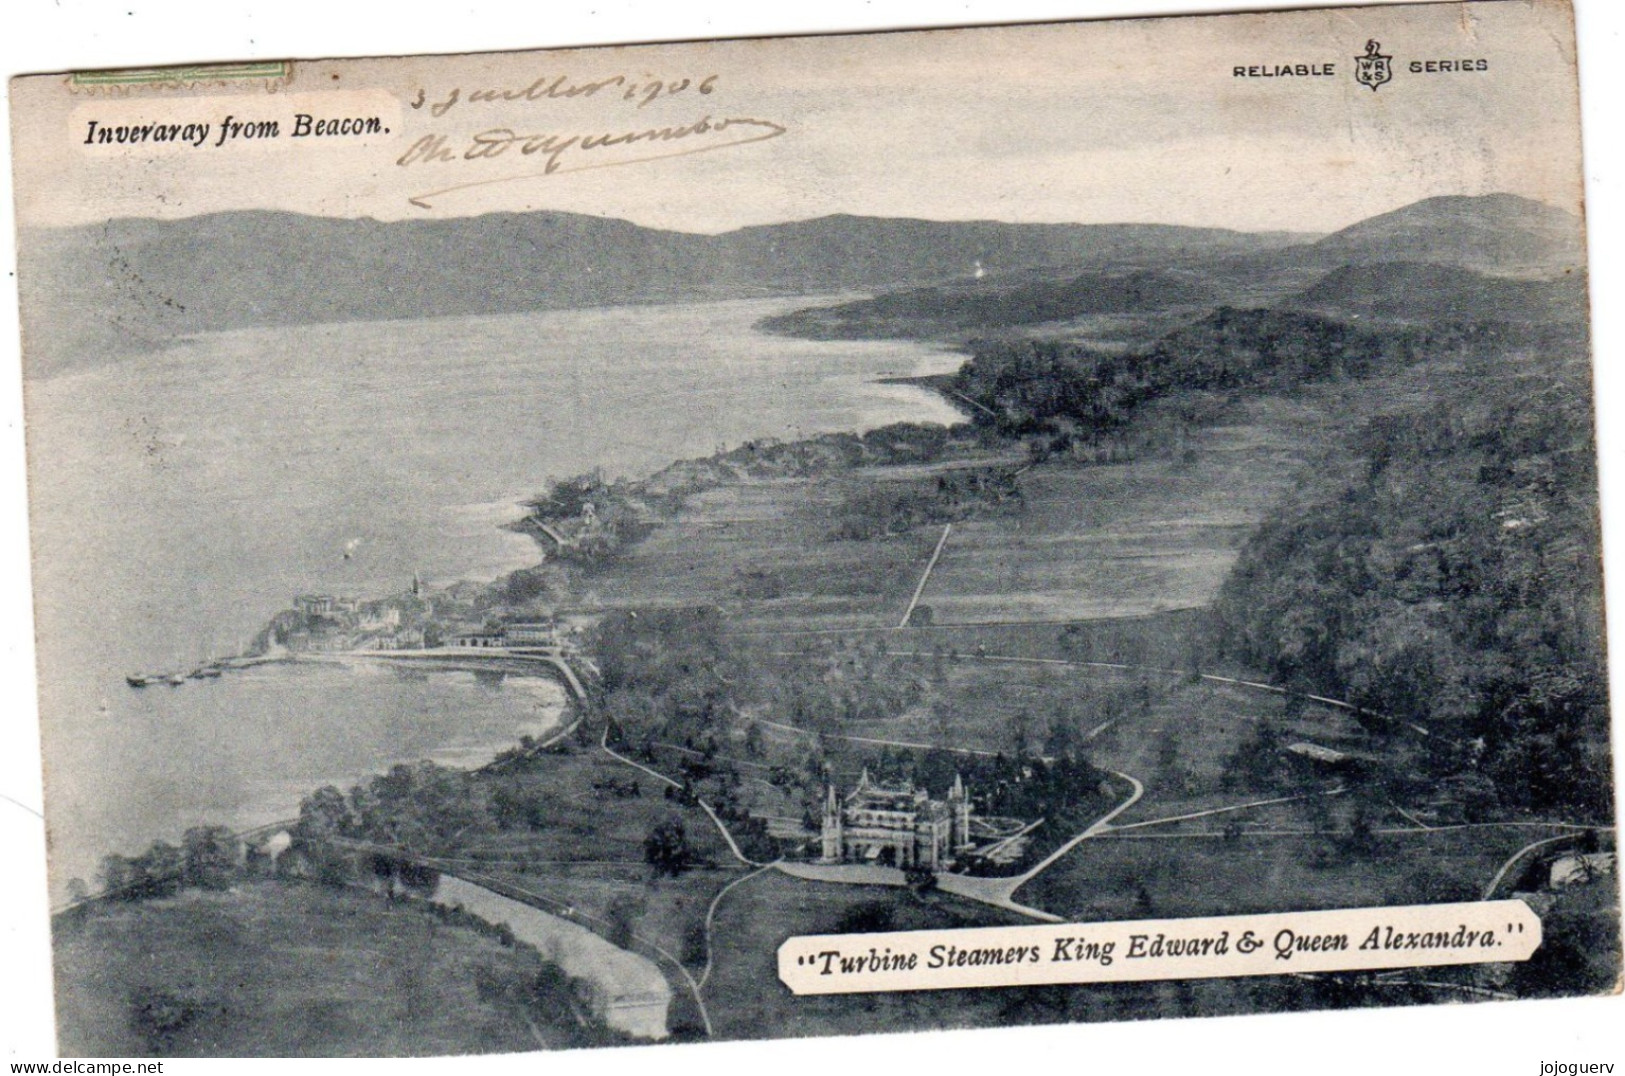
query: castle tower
948 773 972 850
820 783 843 862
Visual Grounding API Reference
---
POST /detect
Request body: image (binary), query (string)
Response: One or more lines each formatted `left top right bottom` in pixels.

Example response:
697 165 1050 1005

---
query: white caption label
778 901 1541 995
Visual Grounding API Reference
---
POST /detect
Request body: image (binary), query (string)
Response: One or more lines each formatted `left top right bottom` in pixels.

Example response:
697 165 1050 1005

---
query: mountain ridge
17 193 1582 378
1301 193 1584 273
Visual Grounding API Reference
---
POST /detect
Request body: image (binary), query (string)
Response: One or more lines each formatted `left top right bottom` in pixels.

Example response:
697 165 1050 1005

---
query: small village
127 574 589 688
264 574 569 656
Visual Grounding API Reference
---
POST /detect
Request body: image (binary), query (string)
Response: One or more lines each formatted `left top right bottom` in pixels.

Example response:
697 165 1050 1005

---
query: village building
820 769 973 870
502 620 559 646
368 627 425 651
286 629 358 653
358 606 402 632
294 594 338 618
294 593 361 620
448 630 506 649
445 620 559 649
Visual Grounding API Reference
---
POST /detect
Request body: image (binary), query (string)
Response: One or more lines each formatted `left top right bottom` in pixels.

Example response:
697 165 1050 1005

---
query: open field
548 392 1333 636
580 474 952 630
902 396 1330 623
52 881 601 1057
729 608 1225 673
1017 823 1566 922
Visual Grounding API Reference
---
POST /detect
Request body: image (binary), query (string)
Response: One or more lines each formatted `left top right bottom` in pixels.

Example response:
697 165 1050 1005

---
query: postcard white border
1 2 1620 1073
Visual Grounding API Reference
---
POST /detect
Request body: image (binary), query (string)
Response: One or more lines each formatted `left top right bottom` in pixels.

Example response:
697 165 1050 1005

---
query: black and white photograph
2 0 1620 1069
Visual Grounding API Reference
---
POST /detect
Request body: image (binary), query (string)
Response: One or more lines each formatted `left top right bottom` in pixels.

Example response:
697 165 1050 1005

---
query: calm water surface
24 296 962 896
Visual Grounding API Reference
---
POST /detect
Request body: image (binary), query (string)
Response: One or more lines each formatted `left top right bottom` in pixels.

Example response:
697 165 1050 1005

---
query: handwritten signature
409 73 720 117
398 115 787 209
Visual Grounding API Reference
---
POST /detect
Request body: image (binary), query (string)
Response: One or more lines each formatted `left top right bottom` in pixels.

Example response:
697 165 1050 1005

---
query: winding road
1481 833 1582 900
599 727 767 868
309 645 590 701
937 769 1145 921
699 860 779 992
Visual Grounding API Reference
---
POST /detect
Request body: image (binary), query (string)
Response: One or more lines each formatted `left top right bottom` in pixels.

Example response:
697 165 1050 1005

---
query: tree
182 825 241 890
98 855 137 899
681 921 708 965
129 842 184 900
606 892 646 949
1007 708 1032 758
130 990 201 1053
1044 715 1080 760
1336 803 1378 858
1510 908 1621 998
644 817 694 876
1221 721 1286 793
347 761 484 854
1059 624 1092 663
294 785 354 843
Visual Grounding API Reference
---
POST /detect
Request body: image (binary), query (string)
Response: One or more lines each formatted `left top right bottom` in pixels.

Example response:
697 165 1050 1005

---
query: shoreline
63 661 575 913
63 296 965 906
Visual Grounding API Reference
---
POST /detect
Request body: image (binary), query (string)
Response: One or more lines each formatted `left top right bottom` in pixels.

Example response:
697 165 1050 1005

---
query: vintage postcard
6 0 1620 1060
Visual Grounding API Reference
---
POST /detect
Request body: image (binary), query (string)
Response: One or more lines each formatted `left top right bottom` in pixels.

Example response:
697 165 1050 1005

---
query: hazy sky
10 0 1582 234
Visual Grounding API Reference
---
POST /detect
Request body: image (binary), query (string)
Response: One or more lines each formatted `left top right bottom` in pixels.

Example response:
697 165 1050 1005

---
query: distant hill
1299 194 1584 275
757 193 1588 344
710 217 1294 293
16 210 1293 378
18 193 1585 377
1286 262 1588 324
759 268 1216 340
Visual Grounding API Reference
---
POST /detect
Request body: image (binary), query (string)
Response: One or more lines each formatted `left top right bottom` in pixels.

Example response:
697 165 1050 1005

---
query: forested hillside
947 308 1426 441
1214 325 1611 818
758 268 1215 340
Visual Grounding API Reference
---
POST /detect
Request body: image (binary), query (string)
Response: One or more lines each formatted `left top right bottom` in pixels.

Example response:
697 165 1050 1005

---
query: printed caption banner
779 901 1542 994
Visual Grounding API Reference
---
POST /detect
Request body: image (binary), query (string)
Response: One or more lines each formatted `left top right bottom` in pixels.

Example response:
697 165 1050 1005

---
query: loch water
23 296 963 898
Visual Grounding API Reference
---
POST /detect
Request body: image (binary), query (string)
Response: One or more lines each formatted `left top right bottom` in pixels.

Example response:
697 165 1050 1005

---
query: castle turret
948 773 972 850
820 783 843 862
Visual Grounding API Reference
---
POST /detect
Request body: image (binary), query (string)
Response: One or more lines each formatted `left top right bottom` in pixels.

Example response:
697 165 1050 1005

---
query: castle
820 769 973 870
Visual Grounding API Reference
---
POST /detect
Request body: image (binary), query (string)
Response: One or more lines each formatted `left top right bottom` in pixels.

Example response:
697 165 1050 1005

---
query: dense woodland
1215 328 1612 819
949 308 1424 444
